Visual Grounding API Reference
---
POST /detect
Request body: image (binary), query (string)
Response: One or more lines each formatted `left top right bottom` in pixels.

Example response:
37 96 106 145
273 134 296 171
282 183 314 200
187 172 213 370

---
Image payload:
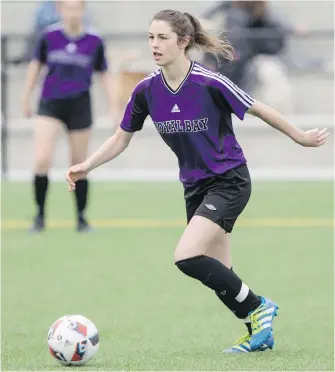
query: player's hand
295 128 330 147
22 100 32 118
66 162 90 192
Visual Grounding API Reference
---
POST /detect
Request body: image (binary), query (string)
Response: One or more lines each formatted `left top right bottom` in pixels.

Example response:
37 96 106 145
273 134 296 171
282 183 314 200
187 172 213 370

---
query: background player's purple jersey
34 23 108 100
120 62 255 187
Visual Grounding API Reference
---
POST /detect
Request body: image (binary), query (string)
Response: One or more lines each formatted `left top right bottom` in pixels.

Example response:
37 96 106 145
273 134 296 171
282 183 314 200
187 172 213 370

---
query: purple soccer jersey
34 23 108 99
120 62 255 187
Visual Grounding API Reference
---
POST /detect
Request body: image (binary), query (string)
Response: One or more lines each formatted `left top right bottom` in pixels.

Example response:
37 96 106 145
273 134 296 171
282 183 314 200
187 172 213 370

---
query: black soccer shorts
184 165 252 233
37 91 92 131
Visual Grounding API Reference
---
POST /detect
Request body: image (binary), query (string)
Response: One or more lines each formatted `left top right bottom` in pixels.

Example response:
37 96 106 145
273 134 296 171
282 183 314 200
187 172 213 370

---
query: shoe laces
250 303 267 334
233 332 250 346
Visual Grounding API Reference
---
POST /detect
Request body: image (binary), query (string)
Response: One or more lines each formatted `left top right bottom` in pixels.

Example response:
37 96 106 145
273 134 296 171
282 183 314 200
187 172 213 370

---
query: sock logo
220 290 227 296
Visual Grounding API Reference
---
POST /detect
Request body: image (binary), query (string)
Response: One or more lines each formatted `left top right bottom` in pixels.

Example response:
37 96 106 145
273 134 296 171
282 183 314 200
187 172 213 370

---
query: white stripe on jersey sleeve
193 65 254 107
194 64 254 102
138 69 161 85
125 69 160 104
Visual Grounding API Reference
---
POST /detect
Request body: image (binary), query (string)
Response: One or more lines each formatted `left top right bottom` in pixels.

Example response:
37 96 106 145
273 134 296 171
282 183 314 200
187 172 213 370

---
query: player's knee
34 156 52 174
70 153 86 166
174 251 182 264
174 237 206 263
175 255 209 283
174 244 203 264
174 247 191 263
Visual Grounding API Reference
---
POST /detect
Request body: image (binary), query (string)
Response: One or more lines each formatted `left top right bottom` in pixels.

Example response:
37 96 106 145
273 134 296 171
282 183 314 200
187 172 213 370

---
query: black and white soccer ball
47 314 99 366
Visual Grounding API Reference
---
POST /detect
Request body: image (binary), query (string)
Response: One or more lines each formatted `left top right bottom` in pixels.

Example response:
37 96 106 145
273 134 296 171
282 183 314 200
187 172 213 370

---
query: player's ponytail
183 12 235 61
152 9 235 62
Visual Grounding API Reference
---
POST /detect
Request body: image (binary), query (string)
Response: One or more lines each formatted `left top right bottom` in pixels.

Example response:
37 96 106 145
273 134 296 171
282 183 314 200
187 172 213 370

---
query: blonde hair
152 9 235 61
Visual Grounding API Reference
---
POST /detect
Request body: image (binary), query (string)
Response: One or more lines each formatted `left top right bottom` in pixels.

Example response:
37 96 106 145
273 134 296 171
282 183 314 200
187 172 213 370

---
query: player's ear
178 36 190 50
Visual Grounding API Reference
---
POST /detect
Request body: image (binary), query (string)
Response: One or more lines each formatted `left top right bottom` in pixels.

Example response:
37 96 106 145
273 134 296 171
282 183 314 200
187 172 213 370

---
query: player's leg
207 230 232 268
183 180 265 353
185 186 233 268
207 233 275 353
207 234 248 332
174 215 262 318
184 187 236 312
175 214 277 352
31 115 62 232
67 128 91 231
66 92 93 232
177 166 278 352
183 176 243 314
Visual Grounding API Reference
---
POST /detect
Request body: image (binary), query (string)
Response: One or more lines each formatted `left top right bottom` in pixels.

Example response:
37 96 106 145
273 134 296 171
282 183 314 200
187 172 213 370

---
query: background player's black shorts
37 91 92 131
184 165 252 233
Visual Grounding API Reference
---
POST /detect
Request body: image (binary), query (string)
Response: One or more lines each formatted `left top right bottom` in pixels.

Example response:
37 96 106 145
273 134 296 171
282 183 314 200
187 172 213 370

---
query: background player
21 0 114 233
65 9 329 352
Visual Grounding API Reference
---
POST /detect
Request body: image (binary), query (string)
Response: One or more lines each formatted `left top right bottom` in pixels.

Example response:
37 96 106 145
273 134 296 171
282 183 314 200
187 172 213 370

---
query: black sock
176 255 261 319
34 175 49 218
245 321 252 335
74 179 88 220
225 267 252 334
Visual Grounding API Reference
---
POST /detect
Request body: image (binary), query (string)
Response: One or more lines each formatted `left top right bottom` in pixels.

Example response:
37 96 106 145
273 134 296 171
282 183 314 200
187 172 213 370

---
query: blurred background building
1 0 334 182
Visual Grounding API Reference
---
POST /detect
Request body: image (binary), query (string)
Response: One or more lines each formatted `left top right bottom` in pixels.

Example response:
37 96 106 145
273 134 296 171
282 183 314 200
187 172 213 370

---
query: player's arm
21 34 46 117
85 127 133 172
247 100 329 147
22 60 43 99
93 39 115 109
66 127 134 191
99 71 115 109
86 83 149 172
66 84 149 191
212 74 330 148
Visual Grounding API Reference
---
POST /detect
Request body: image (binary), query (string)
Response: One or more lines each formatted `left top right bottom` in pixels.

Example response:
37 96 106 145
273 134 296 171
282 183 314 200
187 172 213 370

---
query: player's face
59 0 84 28
149 20 186 66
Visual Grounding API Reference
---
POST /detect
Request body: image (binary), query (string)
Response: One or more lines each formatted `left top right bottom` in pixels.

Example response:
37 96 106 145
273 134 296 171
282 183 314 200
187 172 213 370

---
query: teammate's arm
66 127 133 191
66 84 149 191
93 39 115 110
21 61 43 118
22 33 47 117
99 71 115 109
247 100 329 147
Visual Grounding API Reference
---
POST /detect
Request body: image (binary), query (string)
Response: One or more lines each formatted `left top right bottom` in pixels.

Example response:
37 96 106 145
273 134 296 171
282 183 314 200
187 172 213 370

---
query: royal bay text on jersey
154 118 209 134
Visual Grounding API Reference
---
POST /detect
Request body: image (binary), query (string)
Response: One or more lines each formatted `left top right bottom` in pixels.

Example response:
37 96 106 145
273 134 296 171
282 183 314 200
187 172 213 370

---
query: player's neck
63 24 85 38
161 57 192 87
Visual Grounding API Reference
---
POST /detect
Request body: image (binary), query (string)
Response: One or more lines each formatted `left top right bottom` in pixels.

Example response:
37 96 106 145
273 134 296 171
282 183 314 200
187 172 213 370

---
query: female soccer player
65 10 329 352
22 0 113 233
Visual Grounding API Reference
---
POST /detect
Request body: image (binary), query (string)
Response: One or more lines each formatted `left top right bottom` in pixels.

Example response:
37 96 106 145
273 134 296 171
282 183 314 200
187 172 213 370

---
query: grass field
1 181 334 371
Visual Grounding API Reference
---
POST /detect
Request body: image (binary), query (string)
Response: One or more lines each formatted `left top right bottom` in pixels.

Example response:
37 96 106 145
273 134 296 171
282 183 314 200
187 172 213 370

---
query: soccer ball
47 314 99 366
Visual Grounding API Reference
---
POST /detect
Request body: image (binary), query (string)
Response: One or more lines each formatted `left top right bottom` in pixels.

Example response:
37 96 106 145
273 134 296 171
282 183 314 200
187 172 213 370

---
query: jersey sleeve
33 33 48 64
214 73 255 120
93 39 108 72
120 85 149 132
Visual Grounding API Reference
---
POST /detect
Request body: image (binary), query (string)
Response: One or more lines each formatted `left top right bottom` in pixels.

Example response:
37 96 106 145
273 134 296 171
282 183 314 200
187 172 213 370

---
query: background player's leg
68 128 91 232
31 116 62 232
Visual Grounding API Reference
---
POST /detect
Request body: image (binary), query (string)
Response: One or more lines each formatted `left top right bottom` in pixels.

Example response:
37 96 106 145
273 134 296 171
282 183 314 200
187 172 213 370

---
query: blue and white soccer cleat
249 297 279 351
223 331 274 354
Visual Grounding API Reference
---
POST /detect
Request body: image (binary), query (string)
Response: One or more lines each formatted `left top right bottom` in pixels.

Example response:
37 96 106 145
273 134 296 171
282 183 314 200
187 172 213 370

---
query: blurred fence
1 30 334 182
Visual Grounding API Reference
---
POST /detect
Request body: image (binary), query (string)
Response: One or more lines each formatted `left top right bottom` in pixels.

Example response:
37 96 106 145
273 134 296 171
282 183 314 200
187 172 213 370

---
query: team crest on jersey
65 43 77 53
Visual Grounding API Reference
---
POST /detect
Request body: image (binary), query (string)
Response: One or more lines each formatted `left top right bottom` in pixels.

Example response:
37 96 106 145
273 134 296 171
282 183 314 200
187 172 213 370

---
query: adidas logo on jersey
171 104 180 113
